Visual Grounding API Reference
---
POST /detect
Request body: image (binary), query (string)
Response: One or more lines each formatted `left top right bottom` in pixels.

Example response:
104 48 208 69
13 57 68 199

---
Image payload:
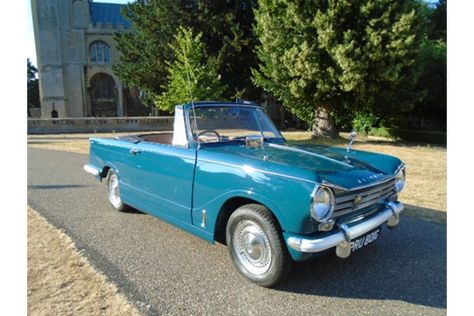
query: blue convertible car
84 101 406 287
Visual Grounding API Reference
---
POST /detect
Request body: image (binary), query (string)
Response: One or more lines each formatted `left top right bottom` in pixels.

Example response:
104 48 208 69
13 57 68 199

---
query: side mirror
347 131 357 153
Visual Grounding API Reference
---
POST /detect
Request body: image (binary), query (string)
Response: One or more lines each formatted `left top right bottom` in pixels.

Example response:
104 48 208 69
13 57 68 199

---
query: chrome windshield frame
183 103 285 147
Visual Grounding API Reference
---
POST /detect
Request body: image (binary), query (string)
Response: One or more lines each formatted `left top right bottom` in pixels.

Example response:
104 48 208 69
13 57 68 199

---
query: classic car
84 101 406 287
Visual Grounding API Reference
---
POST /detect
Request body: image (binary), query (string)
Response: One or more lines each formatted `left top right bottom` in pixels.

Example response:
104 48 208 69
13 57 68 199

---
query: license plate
351 227 381 252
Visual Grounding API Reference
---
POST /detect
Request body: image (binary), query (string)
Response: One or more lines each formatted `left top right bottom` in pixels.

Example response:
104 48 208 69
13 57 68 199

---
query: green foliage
414 39 446 116
113 0 180 105
198 1 260 100
253 0 425 135
352 112 379 135
28 58 37 81
155 27 226 112
428 0 446 42
409 0 446 129
113 0 260 106
27 58 40 109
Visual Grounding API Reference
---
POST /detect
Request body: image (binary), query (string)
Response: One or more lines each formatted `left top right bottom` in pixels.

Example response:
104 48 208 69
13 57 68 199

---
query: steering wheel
197 130 221 142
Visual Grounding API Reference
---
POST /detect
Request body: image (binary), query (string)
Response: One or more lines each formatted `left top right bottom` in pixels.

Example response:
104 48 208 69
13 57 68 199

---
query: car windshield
189 105 283 143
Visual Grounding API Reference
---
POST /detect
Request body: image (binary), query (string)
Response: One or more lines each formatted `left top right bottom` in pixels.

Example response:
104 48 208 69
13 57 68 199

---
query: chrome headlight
395 168 406 193
310 187 335 222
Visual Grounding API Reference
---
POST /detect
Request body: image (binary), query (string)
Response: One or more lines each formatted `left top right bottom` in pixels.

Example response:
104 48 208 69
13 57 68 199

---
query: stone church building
31 0 149 118
31 0 303 128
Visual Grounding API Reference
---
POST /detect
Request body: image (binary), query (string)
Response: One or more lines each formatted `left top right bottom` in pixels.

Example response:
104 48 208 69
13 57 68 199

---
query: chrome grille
333 180 396 217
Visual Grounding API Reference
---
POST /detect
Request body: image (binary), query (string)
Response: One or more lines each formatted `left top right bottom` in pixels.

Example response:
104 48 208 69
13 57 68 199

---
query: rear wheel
226 204 293 287
106 169 128 212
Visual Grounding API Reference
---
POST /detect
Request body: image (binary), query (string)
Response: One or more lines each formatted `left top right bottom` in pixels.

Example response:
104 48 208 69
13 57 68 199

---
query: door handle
130 148 142 155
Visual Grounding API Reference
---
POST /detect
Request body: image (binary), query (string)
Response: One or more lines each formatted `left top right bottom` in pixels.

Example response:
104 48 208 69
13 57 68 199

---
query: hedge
369 127 446 145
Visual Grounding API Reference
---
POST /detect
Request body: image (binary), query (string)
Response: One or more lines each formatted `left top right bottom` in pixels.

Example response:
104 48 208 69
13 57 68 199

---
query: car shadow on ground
403 204 446 224
276 216 446 309
123 206 147 215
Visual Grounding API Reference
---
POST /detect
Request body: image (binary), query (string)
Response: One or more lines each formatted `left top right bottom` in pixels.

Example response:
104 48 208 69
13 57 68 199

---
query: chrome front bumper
287 201 404 257
83 164 100 177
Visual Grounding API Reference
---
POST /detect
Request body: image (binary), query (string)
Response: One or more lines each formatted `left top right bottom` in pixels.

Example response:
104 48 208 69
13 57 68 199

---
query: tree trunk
311 104 338 138
279 101 286 129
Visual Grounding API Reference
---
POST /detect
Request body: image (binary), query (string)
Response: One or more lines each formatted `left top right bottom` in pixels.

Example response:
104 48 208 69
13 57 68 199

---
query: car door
123 141 196 224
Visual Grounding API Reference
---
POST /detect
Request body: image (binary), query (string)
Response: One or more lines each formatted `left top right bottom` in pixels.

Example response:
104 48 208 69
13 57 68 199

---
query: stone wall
28 117 174 134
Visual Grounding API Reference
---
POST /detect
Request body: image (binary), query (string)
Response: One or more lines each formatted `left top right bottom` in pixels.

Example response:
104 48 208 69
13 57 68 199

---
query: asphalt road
28 148 446 315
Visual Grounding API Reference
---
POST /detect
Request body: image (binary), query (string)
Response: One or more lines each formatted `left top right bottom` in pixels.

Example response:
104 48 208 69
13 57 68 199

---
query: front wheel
106 169 129 212
226 204 293 287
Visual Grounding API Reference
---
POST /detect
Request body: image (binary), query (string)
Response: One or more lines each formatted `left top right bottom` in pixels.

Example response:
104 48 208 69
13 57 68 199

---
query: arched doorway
90 73 117 117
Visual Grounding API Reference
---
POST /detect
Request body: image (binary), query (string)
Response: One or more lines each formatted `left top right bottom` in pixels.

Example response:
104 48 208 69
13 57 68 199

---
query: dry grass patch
28 141 90 154
27 207 141 316
27 132 146 155
27 131 166 154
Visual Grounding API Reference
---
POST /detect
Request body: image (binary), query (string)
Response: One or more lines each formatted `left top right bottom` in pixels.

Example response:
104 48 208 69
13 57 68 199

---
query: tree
27 58 40 114
113 0 181 105
155 27 226 112
194 1 260 100
413 39 446 129
429 0 446 42
114 0 260 105
410 0 446 130
253 0 425 137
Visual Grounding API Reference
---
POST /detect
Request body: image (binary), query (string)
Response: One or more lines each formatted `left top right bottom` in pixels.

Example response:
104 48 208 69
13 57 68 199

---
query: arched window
90 73 117 117
90 41 111 64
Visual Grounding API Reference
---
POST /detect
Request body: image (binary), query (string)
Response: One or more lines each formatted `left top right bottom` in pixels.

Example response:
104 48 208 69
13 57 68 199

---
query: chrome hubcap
233 220 272 275
108 173 121 208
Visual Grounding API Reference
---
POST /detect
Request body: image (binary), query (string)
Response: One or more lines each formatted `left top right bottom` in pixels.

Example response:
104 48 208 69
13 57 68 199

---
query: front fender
195 189 288 231
192 158 317 237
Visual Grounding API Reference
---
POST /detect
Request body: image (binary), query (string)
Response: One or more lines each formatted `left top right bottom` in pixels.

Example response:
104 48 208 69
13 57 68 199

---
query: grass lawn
28 131 446 214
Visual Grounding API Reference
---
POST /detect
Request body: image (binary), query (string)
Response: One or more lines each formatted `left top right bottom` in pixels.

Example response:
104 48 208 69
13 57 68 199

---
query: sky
27 0 133 67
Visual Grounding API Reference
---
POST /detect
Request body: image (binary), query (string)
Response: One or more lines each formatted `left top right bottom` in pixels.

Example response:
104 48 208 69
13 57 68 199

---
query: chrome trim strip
197 158 318 184
333 187 395 214
333 198 391 218
321 164 403 192
201 209 207 229
339 223 351 243
310 187 335 223
268 143 354 169
83 164 100 176
132 145 195 160
287 201 404 253
320 181 348 191
395 163 406 175
335 180 395 204
330 174 398 192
